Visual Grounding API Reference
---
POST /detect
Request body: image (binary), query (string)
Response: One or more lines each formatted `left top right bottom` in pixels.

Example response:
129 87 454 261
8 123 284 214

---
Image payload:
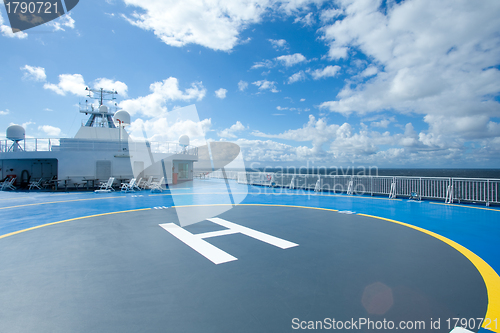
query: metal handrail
0 138 198 156
205 171 500 206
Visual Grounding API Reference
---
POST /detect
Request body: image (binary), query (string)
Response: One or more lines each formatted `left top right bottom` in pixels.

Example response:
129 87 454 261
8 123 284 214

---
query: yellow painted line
358 213 500 331
0 196 127 210
0 192 92 201
0 208 151 240
173 203 338 212
0 201 496 327
430 202 500 212
149 191 402 201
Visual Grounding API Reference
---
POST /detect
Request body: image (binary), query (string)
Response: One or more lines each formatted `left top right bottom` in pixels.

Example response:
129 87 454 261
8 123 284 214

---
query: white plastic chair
133 177 142 191
150 177 165 193
95 177 115 192
28 178 43 190
121 178 136 192
141 176 153 189
1 177 16 191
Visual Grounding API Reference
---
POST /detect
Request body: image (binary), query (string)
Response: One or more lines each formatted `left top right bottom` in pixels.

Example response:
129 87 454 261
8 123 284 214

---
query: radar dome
99 105 108 113
179 135 190 147
114 110 130 126
6 125 25 141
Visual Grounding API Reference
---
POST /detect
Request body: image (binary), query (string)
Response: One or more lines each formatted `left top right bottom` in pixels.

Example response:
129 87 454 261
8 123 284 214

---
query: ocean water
248 168 500 179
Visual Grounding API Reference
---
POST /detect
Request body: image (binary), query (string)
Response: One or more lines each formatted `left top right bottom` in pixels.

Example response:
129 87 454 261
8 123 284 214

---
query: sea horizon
240 168 500 179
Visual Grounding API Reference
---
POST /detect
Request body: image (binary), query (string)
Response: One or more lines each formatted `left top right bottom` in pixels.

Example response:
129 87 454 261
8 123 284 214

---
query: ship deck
0 179 499 333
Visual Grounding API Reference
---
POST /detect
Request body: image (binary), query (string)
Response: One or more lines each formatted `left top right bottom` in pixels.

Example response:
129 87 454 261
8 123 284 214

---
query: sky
1 0 500 169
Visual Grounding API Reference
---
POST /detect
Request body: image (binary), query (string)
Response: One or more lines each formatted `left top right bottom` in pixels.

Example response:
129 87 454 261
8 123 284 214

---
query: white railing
0 138 61 152
205 171 500 206
203 170 240 180
0 138 197 156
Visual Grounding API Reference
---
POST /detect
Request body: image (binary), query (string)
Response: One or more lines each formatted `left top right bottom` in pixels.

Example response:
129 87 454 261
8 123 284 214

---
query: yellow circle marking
173 203 339 212
149 191 402 201
0 203 497 330
0 196 128 210
358 213 500 331
0 208 151 240
430 201 500 212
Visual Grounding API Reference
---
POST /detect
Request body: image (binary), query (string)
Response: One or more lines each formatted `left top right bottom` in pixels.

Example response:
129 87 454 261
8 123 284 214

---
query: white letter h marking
159 217 298 264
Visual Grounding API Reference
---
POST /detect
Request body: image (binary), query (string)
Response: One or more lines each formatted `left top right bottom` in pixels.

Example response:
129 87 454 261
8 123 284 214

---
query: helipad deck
0 179 499 332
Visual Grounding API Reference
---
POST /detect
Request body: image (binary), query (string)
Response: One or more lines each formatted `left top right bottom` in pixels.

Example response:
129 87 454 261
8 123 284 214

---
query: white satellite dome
179 135 190 147
114 110 130 126
99 105 108 113
6 125 25 142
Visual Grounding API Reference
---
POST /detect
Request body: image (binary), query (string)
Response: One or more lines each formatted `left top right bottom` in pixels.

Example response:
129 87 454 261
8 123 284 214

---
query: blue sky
1 0 500 168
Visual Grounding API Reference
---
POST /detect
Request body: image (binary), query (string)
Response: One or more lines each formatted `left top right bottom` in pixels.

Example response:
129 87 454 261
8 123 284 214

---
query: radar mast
79 87 119 128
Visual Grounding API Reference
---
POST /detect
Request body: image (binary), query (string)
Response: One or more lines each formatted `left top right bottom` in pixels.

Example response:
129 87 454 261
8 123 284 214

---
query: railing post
370 176 373 196
487 179 490 206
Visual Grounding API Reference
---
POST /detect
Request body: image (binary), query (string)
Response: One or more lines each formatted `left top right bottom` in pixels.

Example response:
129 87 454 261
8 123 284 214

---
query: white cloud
360 66 378 77
268 38 288 50
235 138 314 163
121 0 268 51
93 78 129 97
319 7 343 22
21 65 47 82
275 53 307 67
121 0 327 51
294 12 315 26
251 59 274 69
218 121 246 138
215 88 227 99
217 113 500 165
371 119 391 128
0 12 28 39
128 117 211 147
238 80 248 91
310 65 340 79
0 109 9 116
44 74 87 96
38 125 61 137
47 13 75 31
252 80 279 93
318 0 500 148
119 77 206 117
252 114 339 154
300 98 306 102
21 121 34 129
288 70 307 84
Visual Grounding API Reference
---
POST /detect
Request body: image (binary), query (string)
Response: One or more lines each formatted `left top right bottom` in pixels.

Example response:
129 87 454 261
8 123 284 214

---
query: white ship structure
0 88 198 189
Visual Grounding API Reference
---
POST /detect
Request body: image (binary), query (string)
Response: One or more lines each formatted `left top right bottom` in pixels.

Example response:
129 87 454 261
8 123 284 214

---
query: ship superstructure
0 88 198 189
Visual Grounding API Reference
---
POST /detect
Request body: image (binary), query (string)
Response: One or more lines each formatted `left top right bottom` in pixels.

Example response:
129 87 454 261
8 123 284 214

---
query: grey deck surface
0 205 487 332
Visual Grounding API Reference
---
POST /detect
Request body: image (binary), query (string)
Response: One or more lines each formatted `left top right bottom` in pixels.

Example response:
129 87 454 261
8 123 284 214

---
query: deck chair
121 178 136 192
150 177 165 193
409 192 420 201
42 176 57 189
0 177 7 188
95 177 115 193
132 177 142 191
1 177 16 191
141 176 153 189
28 178 43 190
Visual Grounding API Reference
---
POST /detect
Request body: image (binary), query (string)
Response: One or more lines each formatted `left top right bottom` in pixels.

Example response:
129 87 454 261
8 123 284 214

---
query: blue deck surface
0 178 499 332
